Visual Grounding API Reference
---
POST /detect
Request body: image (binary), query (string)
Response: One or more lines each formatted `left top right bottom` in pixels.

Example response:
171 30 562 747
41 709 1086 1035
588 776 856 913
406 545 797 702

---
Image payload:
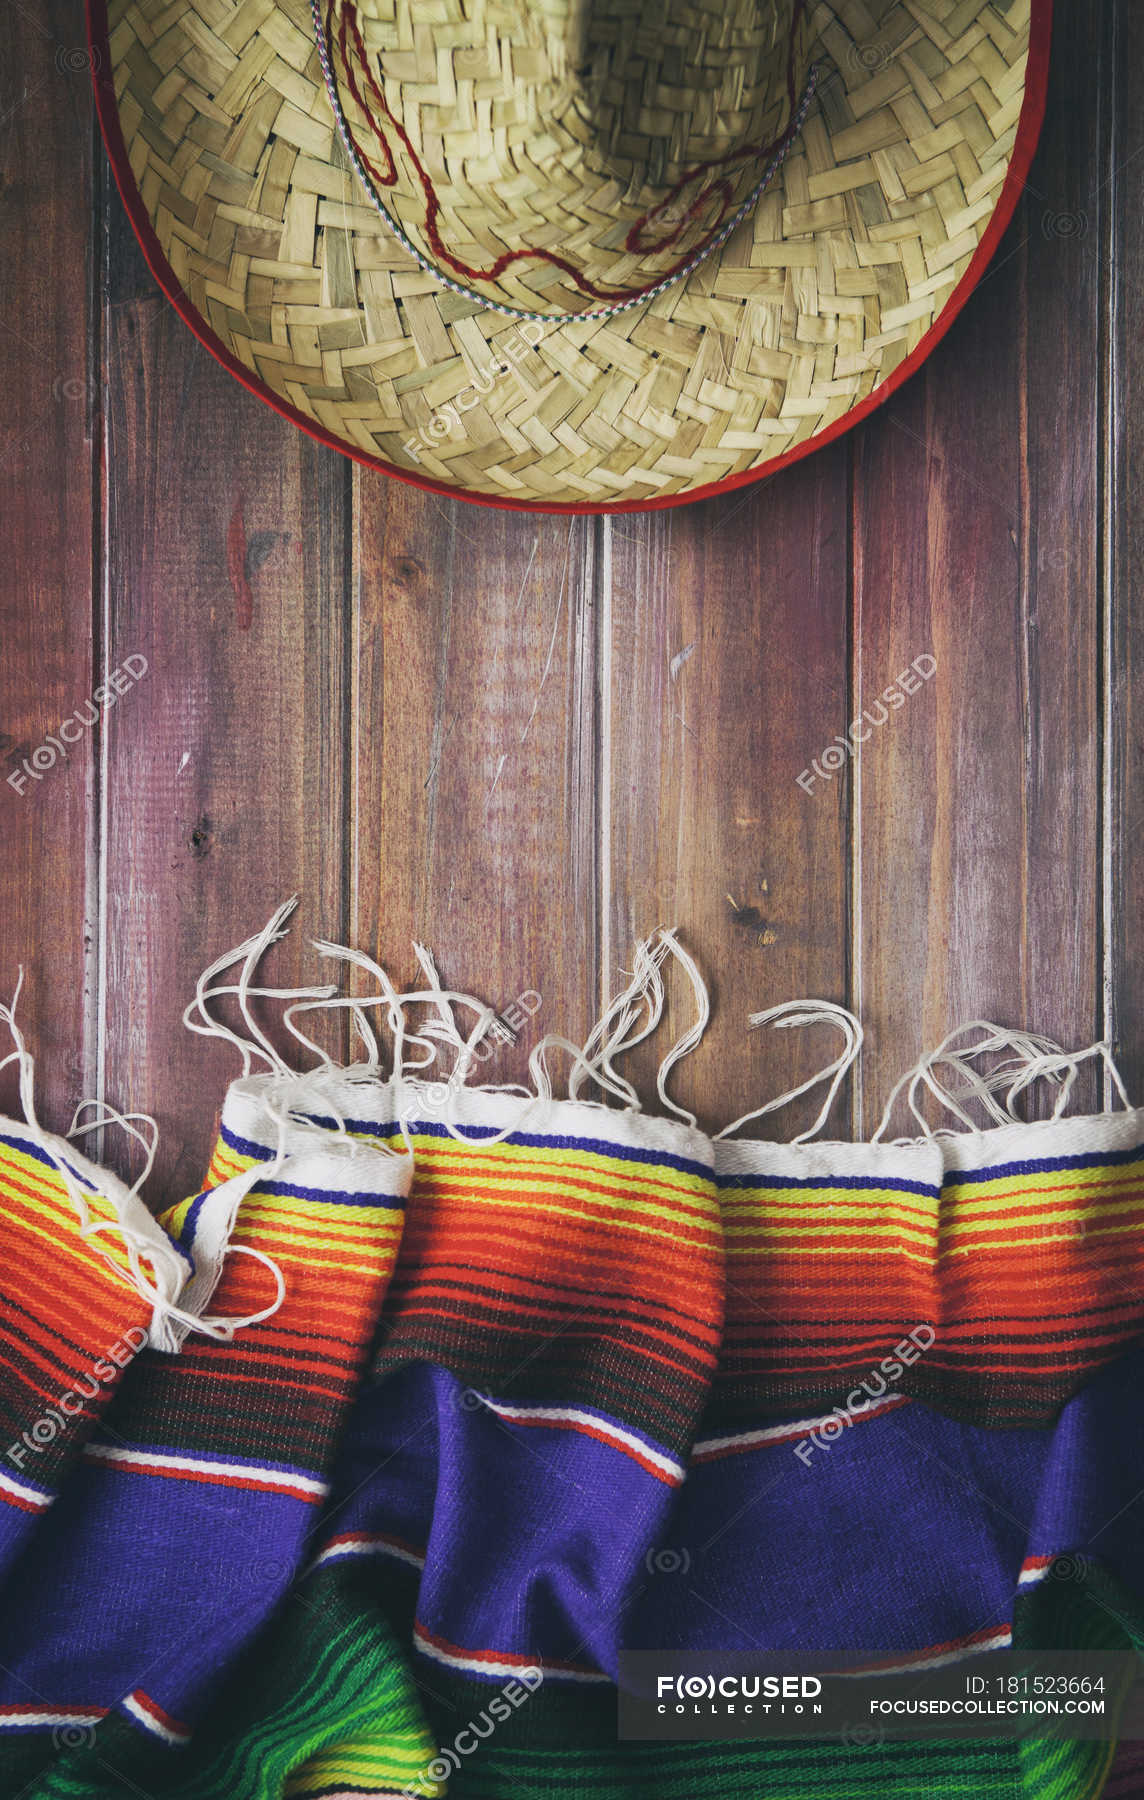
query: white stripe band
0 1467 52 1509
313 1534 426 1572
121 1694 190 1746
479 1397 684 1481
693 1392 906 1458
83 1443 327 1496
414 1629 609 1685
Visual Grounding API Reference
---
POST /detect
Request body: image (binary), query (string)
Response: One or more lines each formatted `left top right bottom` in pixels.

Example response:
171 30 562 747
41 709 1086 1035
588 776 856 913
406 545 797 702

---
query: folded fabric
15 1554 1138 1800
711 1105 1144 1429
0 907 1140 1800
0 998 415 1763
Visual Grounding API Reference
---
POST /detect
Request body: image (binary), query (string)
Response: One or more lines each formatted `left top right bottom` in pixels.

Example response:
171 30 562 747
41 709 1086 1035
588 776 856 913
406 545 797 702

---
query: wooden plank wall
0 0 1138 1195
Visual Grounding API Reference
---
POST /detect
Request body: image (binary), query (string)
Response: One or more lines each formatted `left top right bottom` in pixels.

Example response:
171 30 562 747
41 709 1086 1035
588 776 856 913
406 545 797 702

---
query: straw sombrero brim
89 0 1050 514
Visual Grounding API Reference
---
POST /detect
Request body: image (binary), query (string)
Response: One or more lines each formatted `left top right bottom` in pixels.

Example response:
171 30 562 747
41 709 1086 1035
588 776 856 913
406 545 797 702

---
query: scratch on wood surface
519 521 572 747
424 713 458 790
485 752 508 813
432 498 479 547
670 641 696 681
490 533 538 683
226 493 253 629
673 710 698 742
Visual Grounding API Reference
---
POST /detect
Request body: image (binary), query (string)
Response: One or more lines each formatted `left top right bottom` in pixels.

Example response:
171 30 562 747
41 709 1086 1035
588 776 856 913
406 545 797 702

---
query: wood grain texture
0 2 96 1132
852 0 1105 1130
604 458 852 1140
0 0 1137 1206
97 198 352 1195
1107 0 1144 1099
350 480 599 1091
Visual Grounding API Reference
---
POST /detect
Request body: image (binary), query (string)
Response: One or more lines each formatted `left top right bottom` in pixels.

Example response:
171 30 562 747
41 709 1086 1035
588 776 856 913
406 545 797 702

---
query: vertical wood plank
0 3 96 1130
1107 0 1144 1098
604 455 852 1140
98 197 353 1197
853 0 1105 1131
351 481 599 1088
1018 0 1107 1107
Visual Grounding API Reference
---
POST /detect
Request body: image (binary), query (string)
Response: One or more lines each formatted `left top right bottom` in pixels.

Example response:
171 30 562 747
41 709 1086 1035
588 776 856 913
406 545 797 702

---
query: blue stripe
251 1177 405 1208
942 1138 1144 1186
716 1170 940 1198
0 1128 192 1273
180 1189 210 1247
0 1129 98 1190
219 1114 713 1182
211 1127 405 1206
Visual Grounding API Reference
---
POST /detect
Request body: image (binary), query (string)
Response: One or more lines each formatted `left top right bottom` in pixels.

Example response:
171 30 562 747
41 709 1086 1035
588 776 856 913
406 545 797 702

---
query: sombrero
89 0 1050 512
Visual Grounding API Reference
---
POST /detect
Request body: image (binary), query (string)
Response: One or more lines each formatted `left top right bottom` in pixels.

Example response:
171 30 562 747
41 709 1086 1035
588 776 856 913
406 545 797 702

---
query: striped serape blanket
0 906 1141 1799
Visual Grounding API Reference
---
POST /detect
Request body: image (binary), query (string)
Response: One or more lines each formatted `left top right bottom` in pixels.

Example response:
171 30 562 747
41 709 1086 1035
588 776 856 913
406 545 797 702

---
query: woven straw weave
325 0 812 312
103 0 1033 506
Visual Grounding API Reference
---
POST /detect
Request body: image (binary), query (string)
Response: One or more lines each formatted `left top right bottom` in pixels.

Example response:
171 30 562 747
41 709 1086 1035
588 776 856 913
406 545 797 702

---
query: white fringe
11 903 1135 1347
0 975 284 1353
655 931 710 1128
524 926 708 1124
183 909 1137 1148
872 1022 1131 1142
715 1001 864 1143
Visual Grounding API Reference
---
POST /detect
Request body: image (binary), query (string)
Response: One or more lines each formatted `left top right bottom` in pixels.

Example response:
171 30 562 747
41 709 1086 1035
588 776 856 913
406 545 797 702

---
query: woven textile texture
0 920 1141 1795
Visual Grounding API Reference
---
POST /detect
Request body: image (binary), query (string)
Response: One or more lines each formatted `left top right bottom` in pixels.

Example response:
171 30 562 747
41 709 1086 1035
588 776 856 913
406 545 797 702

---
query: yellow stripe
206 1132 1143 1265
214 1123 714 1207
414 1166 717 1222
236 1195 406 1230
401 1184 721 1254
416 1133 713 1197
941 1196 1144 1239
0 1176 144 1288
944 1164 1144 1205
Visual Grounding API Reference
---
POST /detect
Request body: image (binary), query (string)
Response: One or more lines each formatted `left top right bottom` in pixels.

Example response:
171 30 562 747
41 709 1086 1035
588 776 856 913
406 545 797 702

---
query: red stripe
0 1486 49 1514
491 1409 682 1484
402 1190 720 1256
385 1284 720 1352
388 1259 723 1339
322 1529 425 1560
840 1621 1011 1673
382 1302 717 1385
692 1397 911 1462
415 1621 596 1677
128 1689 189 1737
84 1452 322 1502
396 1221 723 1290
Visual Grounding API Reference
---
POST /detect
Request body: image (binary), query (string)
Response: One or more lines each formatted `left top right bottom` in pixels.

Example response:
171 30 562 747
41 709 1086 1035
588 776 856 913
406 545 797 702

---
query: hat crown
323 0 812 315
